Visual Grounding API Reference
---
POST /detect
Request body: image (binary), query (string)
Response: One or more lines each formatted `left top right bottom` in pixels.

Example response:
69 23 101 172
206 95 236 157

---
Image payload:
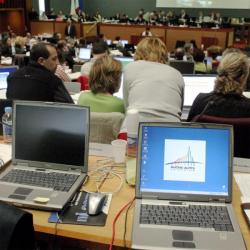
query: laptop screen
113 57 134 99
114 56 134 70
13 102 89 169
0 66 18 89
79 48 91 60
183 75 216 106
138 123 231 198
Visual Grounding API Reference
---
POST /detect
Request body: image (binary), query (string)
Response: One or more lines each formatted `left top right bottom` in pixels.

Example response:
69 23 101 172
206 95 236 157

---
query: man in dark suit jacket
7 42 73 103
64 19 77 38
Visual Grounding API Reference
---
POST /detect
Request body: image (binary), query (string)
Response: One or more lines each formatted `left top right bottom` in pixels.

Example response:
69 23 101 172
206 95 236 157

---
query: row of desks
26 156 250 249
30 21 234 52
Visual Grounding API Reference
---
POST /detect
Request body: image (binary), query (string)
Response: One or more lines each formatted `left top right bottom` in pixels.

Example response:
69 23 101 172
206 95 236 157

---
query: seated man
7 42 73 103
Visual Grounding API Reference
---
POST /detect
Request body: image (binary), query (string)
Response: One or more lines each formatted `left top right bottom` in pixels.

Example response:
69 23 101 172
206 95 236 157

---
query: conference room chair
63 81 81 94
0 201 36 250
192 114 250 158
90 112 125 144
13 54 29 68
201 37 219 50
169 60 195 74
175 40 186 49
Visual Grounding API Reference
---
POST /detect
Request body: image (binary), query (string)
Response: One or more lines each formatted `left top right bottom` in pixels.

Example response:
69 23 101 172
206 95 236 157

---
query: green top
77 91 125 113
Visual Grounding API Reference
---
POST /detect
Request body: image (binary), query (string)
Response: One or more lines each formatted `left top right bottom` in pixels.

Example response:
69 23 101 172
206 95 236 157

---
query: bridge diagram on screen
164 139 206 182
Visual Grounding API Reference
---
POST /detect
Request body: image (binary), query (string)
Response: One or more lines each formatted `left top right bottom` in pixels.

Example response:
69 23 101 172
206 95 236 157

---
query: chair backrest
90 112 125 144
201 37 219 50
192 114 250 158
63 82 81 94
0 201 35 250
169 60 195 74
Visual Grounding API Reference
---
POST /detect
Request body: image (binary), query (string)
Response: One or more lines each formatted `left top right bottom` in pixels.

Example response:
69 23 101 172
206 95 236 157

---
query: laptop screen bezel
12 101 90 172
135 122 233 203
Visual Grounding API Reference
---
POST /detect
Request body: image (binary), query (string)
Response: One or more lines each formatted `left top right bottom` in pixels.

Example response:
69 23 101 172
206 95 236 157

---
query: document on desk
89 142 113 157
0 143 12 167
234 173 250 227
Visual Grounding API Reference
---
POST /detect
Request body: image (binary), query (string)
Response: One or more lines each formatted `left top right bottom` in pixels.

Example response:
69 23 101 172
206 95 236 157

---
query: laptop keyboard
0 169 79 192
140 204 234 232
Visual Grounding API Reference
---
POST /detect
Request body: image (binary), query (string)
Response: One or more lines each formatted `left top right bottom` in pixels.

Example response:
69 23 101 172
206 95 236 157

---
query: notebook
0 101 90 211
132 122 245 250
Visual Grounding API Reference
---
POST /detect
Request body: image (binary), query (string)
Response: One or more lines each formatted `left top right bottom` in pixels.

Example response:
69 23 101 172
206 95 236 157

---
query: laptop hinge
142 195 158 200
209 198 226 203
69 167 82 172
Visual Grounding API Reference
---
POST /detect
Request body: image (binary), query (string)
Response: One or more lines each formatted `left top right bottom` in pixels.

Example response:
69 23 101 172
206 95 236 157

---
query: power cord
109 197 135 250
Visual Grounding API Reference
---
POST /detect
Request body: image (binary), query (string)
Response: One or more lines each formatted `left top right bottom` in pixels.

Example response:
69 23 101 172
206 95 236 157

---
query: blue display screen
0 67 18 89
139 125 230 196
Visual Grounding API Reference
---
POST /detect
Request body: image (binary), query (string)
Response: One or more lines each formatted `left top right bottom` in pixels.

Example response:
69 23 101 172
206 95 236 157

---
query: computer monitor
0 66 18 89
79 48 91 60
106 39 112 45
120 40 128 47
183 75 216 107
169 60 195 74
114 74 124 99
113 56 134 70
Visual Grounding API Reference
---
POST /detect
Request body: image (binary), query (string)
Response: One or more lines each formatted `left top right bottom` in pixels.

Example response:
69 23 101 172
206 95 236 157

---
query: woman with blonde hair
123 37 184 123
77 55 125 113
187 51 250 121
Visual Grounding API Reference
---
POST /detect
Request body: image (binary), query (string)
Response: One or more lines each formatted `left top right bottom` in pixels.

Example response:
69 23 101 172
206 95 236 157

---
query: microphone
192 100 214 122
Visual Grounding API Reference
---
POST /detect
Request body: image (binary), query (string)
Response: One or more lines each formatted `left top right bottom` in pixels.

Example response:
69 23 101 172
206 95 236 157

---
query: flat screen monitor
0 66 18 89
113 56 134 70
106 39 112 45
114 74 124 99
120 40 128 47
183 75 216 107
79 48 91 60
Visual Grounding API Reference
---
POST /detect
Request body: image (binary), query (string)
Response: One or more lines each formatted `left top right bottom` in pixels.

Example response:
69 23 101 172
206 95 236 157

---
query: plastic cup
111 139 127 163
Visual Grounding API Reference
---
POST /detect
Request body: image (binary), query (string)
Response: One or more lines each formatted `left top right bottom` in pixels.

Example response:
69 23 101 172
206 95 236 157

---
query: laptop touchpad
14 187 33 196
172 230 193 241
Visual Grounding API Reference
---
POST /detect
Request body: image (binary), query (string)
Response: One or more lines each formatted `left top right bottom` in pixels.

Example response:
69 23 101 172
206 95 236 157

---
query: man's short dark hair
92 39 108 55
30 42 54 62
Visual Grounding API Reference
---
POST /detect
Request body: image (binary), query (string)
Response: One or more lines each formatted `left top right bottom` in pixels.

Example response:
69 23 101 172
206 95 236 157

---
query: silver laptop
182 75 216 120
132 122 245 250
183 75 216 107
0 101 89 211
79 48 91 61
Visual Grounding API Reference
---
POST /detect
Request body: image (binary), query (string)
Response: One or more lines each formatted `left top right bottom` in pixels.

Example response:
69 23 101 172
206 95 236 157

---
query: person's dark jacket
64 24 76 38
1 45 12 57
187 92 250 121
6 61 73 103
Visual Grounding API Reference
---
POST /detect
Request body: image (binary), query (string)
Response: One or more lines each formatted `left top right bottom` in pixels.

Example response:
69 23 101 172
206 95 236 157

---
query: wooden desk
28 158 249 249
30 21 97 39
99 24 234 51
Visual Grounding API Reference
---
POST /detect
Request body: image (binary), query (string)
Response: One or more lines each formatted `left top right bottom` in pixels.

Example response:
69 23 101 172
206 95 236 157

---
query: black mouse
86 192 106 216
